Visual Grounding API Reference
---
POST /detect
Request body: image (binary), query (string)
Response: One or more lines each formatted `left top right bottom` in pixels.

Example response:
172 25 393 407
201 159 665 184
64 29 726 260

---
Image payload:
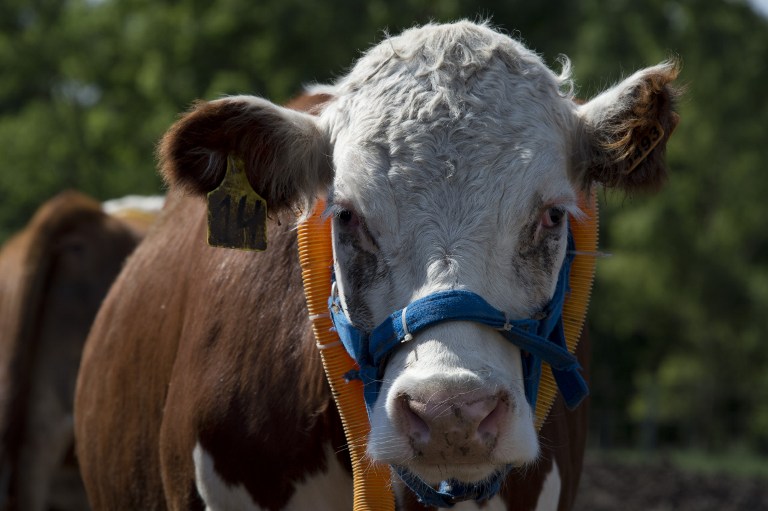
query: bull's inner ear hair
576 60 681 193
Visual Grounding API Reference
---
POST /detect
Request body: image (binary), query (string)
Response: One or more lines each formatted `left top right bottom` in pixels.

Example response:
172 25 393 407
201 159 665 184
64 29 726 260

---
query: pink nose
396 390 508 459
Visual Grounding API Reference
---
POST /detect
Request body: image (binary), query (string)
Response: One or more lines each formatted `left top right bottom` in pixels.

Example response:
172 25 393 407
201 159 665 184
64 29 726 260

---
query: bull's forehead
322 22 578 311
323 21 577 224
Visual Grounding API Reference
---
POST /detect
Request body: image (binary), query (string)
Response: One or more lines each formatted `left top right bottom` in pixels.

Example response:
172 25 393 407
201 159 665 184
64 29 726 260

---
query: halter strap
393 465 511 509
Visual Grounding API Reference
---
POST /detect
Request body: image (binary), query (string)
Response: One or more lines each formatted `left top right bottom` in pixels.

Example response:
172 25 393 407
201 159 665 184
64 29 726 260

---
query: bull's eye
333 205 379 253
334 207 361 231
542 207 566 229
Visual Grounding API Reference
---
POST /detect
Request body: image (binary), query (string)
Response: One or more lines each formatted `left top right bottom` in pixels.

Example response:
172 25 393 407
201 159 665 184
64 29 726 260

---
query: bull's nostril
397 391 509 453
477 394 508 442
398 395 431 443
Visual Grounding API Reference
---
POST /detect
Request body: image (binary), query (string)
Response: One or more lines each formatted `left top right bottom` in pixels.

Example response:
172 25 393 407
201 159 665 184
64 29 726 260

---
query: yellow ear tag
207 156 267 251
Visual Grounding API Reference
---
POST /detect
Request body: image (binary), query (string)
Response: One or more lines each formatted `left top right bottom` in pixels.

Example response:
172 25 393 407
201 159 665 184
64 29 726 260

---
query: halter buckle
401 306 413 342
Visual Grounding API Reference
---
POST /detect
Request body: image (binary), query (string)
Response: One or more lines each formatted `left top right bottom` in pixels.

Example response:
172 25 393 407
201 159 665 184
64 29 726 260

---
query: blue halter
328 229 589 508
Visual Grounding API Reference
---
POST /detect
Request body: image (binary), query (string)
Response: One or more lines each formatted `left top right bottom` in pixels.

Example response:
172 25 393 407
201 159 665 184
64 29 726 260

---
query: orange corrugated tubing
534 189 599 430
297 199 395 511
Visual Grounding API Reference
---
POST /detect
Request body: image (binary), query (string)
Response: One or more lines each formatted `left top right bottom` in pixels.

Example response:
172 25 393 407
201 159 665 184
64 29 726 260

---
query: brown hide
75 189 588 510
76 193 349 510
0 191 146 511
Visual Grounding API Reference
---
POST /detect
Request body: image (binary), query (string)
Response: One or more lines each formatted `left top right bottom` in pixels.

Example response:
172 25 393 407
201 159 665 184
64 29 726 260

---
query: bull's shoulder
76 192 336 510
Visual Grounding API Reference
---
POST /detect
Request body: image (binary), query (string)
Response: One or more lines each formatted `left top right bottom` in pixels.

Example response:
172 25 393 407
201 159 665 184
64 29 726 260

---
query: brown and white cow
74 21 679 510
0 191 161 511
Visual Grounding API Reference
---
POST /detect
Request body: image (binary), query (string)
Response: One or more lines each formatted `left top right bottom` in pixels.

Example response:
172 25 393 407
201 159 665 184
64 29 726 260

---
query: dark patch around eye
336 220 389 331
512 209 565 310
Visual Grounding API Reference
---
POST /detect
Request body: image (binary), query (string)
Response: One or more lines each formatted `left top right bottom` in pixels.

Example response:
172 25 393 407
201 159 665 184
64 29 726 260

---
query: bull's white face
320 22 581 485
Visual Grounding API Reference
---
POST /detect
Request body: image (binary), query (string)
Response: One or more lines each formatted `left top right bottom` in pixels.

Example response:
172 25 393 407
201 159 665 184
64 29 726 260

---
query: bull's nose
396 390 509 457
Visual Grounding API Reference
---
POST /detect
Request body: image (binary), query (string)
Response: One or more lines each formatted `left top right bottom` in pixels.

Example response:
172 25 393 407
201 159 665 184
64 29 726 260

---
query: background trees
1 0 766 456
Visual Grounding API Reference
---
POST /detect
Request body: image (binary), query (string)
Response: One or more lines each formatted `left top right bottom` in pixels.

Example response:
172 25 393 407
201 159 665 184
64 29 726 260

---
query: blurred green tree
576 0 768 453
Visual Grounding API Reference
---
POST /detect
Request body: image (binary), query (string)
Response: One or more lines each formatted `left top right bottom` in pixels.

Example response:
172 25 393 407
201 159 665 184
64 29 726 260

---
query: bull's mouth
401 461 503 486
393 464 511 506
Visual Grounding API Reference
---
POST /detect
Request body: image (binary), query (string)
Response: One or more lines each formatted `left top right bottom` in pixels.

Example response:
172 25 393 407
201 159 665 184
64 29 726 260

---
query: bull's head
159 21 679 506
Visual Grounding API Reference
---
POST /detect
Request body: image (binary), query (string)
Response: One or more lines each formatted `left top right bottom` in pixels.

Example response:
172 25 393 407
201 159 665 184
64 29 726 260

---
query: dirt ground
574 454 768 511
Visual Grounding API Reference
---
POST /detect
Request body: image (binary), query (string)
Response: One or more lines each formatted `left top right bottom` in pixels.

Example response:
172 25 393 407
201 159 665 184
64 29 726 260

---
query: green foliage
580 0 768 453
1 0 766 456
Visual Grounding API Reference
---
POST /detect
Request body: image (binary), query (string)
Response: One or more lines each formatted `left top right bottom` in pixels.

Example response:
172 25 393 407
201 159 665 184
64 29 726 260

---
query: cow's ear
574 61 681 192
158 96 333 212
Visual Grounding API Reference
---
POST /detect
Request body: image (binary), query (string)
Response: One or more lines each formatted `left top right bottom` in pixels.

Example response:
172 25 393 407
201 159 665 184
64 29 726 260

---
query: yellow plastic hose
534 189 599 430
297 200 395 511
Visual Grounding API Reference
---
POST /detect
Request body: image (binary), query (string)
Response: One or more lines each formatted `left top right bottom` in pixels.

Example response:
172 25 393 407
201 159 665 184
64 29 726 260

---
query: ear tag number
207 156 267 251
624 121 665 175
